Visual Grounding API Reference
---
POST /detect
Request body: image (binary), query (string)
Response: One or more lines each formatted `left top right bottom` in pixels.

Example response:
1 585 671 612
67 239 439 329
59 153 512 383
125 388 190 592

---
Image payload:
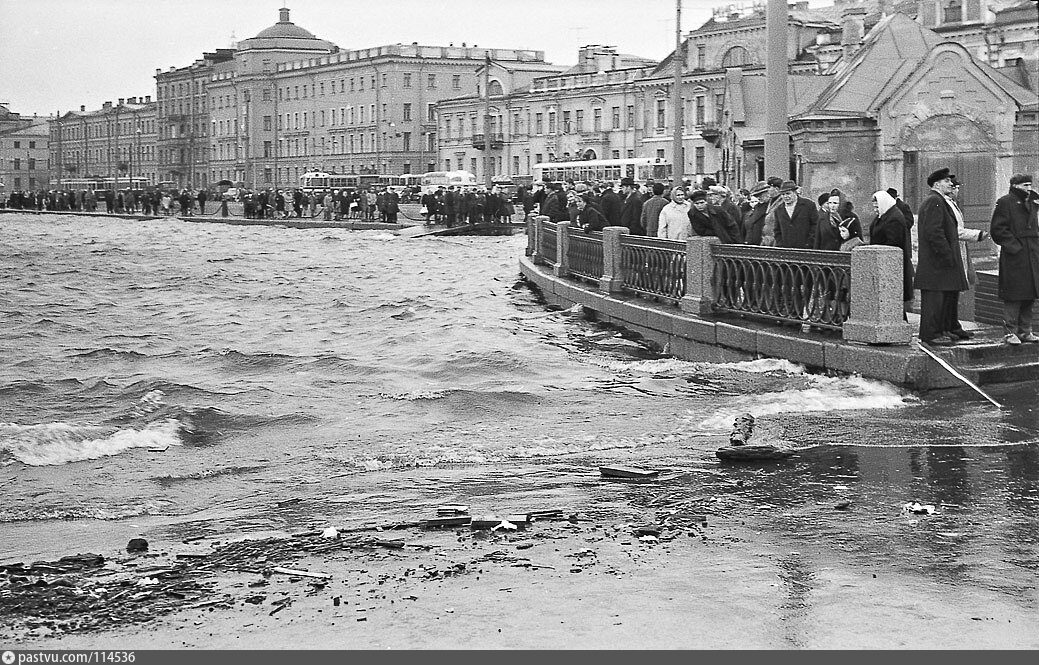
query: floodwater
0 213 1036 611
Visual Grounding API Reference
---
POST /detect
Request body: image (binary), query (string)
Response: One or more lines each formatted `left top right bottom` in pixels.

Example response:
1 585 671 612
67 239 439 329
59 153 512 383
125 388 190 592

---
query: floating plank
270 566 332 580
436 505 470 516
599 465 660 479
715 445 794 461
421 516 472 529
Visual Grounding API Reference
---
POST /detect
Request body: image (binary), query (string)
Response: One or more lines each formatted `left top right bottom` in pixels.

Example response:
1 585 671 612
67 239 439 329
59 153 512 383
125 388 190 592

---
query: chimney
841 7 867 59
145 95 151 103
103 101 112 110
80 105 86 112
279 7 290 23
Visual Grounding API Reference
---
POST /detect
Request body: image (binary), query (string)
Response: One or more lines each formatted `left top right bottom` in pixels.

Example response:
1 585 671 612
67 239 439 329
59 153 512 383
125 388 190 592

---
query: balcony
699 122 723 143
472 133 504 150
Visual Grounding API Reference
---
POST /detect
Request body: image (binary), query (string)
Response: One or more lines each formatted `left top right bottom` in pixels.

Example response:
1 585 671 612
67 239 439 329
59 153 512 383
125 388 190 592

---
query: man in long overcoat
989 173 1039 344
914 167 987 345
618 177 645 235
772 180 817 249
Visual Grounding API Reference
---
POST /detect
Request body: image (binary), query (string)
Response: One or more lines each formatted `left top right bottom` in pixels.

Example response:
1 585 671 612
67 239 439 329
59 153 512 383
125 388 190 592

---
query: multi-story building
49 97 158 187
0 105 52 192
203 7 553 191
155 49 235 189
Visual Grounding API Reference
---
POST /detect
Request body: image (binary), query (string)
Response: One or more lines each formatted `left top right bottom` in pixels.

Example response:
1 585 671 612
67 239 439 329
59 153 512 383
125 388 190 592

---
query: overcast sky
0 0 765 116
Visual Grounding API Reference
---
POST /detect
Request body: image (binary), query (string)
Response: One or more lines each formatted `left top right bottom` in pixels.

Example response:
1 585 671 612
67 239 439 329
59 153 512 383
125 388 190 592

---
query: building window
488 80 503 96
13 158 20 170
611 150 621 159
403 73 412 88
426 104 435 122
381 74 387 87
513 155 520 174
264 168 272 183
575 110 584 132
721 46 750 67
656 99 666 129
696 96 705 125
427 133 435 152
697 45 706 70
562 110 571 133
29 141 35 149
627 105 635 128
715 93 725 124
263 116 272 131
452 75 461 89
13 141 20 149
535 113 543 134
548 111 556 134
695 147 705 173
403 132 411 151
535 153 543 164
403 104 412 122
942 0 962 24
263 141 272 158
428 74 437 89
513 113 521 134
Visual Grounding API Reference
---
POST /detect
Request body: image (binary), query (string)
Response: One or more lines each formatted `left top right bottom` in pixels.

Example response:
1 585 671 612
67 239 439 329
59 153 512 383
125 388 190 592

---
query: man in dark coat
599 182 622 228
742 181 771 245
197 189 208 215
989 173 1039 344
639 182 668 238
887 188 914 230
540 183 568 223
443 186 458 227
618 177 645 235
688 189 741 243
772 180 816 249
914 167 988 345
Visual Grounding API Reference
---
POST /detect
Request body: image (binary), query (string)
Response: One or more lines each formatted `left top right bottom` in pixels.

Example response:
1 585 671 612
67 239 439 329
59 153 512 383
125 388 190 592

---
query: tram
531 157 672 186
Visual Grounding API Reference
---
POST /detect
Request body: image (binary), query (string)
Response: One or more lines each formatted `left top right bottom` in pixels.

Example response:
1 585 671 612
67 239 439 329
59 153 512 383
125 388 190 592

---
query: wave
693 373 915 431
0 502 173 523
211 348 298 371
68 347 149 360
0 419 183 466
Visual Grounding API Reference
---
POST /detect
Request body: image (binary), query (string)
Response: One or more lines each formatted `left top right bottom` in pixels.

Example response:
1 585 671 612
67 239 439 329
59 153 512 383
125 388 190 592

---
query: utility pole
672 0 684 187
764 0 790 181
483 52 492 189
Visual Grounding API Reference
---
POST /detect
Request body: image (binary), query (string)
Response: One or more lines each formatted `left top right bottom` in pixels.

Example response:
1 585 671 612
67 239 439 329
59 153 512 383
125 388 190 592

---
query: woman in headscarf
869 189 915 320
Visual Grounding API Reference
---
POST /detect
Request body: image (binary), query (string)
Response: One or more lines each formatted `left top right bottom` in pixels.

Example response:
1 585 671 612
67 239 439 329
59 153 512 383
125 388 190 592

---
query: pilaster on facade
48 98 157 188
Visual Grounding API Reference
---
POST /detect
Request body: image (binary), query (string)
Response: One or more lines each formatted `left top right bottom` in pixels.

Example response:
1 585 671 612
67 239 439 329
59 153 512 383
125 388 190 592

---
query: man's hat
926 167 952 187
620 176 635 187
779 180 799 193
1010 173 1033 186
708 185 728 195
766 176 784 188
749 181 770 197
689 189 708 202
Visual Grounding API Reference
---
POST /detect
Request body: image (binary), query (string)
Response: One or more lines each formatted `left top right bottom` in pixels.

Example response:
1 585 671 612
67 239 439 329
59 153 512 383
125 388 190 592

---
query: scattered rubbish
599 465 659 479
270 566 332 581
321 527 340 539
126 538 149 554
515 543 534 550
269 598 292 616
492 520 518 532
135 577 159 587
148 444 170 453
244 595 266 605
632 526 661 537
527 509 564 520
835 501 853 511
638 535 659 544
901 502 937 516
372 539 405 549
276 498 303 508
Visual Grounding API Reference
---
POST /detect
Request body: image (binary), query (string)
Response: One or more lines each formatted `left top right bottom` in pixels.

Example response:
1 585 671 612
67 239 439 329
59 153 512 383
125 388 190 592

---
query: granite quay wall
522 216 954 389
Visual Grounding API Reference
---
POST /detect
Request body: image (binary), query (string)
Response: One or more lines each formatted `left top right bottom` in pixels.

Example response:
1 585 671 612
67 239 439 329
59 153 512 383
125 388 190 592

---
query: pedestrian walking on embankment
989 173 1039 345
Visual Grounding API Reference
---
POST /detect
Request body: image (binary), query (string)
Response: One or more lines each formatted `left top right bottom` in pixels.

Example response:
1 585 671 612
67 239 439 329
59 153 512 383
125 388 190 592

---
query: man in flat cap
913 167 988 346
989 173 1039 344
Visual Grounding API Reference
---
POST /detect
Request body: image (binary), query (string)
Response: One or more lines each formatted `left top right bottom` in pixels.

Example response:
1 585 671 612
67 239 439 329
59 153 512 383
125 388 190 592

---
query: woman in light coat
657 187 692 241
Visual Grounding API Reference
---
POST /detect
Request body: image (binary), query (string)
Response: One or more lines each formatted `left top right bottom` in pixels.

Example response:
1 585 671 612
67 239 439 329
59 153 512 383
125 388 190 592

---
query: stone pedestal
844 245 913 344
599 226 629 293
554 221 570 277
680 236 719 315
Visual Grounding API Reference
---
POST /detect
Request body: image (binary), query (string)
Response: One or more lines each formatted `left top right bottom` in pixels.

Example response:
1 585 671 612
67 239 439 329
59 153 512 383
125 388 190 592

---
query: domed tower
236 7 337 72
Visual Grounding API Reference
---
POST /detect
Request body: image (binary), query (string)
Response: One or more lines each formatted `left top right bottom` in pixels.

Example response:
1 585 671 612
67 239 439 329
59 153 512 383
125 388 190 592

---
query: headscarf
872 190 896 217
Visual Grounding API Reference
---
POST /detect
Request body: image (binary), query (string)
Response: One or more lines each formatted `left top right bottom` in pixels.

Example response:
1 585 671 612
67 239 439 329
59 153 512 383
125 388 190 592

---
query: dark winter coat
619 190 645 235
772 197 817 249
600 189 622 227
689 205 741 244
913 191 968 292
815 210 862 251
742 202 769 246
989 187 1039 301
869 206 915 302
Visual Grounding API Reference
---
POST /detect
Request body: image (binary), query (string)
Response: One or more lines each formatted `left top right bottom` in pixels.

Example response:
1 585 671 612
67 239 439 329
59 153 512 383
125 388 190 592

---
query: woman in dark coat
869 190 915 309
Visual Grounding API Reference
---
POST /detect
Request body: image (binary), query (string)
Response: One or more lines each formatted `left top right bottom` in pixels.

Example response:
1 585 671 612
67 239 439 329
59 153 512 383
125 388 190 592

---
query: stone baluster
555 221 570 278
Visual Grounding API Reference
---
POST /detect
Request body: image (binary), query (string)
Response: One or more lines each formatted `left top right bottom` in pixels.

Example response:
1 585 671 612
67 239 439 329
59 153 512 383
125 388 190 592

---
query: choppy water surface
1 213 1036 599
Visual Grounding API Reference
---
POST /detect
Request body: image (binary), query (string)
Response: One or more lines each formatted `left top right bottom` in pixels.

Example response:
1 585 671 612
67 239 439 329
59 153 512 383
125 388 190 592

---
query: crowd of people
418 184 518 227
0 187 215 217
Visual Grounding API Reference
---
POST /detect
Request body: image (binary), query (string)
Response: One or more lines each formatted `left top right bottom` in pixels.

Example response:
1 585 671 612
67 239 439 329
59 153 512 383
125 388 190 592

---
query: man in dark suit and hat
914 167 988 346
989 173 1039 345
618 177 645 235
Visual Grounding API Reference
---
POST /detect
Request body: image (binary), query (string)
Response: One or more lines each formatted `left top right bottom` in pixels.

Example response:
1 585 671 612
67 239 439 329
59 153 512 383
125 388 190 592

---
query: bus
299 171 384 194
419 170 477 195
531 158 672 186
60 176 150 192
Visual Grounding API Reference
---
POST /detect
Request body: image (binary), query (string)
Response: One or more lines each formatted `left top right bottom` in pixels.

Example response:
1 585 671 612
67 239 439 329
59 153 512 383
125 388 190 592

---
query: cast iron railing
567 229 604 283
620 235 687 303
711 245 852 329
538 221 558 267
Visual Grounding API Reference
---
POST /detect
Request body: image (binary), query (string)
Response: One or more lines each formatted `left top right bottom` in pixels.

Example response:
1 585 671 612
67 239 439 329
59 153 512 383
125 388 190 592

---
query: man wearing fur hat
914 167 988 346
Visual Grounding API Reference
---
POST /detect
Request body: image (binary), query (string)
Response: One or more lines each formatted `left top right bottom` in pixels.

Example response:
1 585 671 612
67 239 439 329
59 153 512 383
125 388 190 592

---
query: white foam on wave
0 419 183 466
693 373 915 431
587 355 807 377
